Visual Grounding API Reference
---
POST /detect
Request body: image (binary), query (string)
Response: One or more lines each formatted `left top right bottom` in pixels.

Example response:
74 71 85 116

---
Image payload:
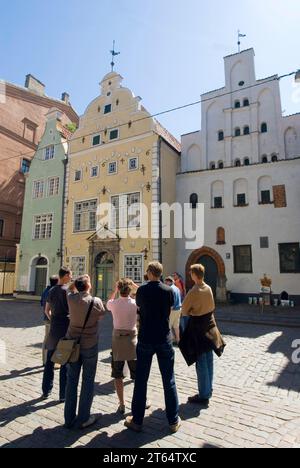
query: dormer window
104 104 112 114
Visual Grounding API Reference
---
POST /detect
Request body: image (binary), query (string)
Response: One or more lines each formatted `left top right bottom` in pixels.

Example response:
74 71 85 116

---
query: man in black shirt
125 262 181 433
42 267 72 401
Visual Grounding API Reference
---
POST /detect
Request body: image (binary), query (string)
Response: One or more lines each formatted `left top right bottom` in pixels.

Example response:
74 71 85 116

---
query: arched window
234 100 241 109
210 162 216 170
235 159 241 167
216 227 226 245
235 128 241 137
258 176 273 204
218 131 224 141
190 193 198 209
211 181 224 208
261 123 268 133
234 178 248 207
271 154 278 162
243 99 250 107
37 257 48 266
244 158 250 166
262 155 268 164
244 126 250 135
218 161 224 169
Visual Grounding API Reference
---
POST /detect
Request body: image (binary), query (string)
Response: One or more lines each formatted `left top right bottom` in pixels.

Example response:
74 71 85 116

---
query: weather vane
110 40 120 72
237 30 246 53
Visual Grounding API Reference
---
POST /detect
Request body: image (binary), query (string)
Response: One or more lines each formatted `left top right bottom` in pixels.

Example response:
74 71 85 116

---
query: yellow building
64 71 180 299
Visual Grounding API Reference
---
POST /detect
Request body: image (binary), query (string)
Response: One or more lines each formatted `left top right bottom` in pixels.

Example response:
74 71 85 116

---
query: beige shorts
169 309 181 330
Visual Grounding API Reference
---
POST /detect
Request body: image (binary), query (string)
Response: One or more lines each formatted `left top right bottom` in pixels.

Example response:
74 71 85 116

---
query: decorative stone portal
185 246 227 303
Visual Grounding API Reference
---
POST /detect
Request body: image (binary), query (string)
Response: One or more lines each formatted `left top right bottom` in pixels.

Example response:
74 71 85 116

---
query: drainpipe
158 137 163 264
61 156 68 268
1 255 7 296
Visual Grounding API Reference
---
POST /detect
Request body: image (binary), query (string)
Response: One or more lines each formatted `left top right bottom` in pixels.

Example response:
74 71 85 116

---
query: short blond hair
117 278 133 296
190 264 205 280
147 261 163 278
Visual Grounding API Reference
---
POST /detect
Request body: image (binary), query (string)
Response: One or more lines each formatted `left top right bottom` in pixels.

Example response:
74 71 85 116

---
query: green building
16 109 74 297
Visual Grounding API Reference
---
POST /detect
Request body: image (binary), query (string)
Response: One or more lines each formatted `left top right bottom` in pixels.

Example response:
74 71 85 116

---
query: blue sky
1 0 299 138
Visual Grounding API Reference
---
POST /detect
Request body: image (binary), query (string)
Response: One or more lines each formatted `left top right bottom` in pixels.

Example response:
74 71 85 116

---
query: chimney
61 92 70 105
25 74 45 96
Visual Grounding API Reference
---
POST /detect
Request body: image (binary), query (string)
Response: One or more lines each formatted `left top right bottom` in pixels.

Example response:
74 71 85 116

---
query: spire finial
237 30 246 53
110 40 120 72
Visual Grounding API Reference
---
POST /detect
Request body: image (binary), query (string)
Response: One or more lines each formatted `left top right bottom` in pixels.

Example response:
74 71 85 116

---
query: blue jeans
132 341 179 426
42 350 67 400
64 345 98 426
196 350 214 400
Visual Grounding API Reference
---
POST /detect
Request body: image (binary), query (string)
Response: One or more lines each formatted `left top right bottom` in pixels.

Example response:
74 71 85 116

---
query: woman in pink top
107 279 138 414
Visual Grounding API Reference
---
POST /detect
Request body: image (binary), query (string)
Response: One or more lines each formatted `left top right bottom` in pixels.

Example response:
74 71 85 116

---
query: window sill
234 204 249 208
259 202 273 205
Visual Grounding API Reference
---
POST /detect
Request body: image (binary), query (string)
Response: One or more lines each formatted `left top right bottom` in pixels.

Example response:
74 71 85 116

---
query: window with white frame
109 129 119 141
108 162 117 174
71 256 86 278
48 177 60 197
92 135 101 147
45 145 55 161
128 157 138 171
124 255 143 283
111 193 141 229
33 214 53 240
90 166 99 178
74 170 82 182
33 180 44 199
74 199 97 232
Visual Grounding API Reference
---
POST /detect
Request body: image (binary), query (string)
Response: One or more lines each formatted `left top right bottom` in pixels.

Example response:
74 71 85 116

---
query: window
0 219 4 237
244 158 250 166
124 255 143 283
48 177 60 197
108 162 117 174
218 161 224 169
216 227 226 245
210 162 216 170
21 158 30 174
261 190 271 204
71 257 86 278
190 193 198 209
109 129 119 141
260 237 269 249
237 193 247 206
74 170 82 182
104 104 112 114
235 159 241 167
90 166 99 178
33 180 44 199
279 243 300 273
74 199 97 232
235 128 241 137
92 135 101 146
261 123 268 133
262 155 268 164
271 154 278 162
214 197 223 209
244 126 250 135
233 245 253 273
33 214 53 240
239 81 245 87
128 158 138 171
45 145 55 161
243 99 250 107
234 101 241 109
111 193 141 229
218 131 224 141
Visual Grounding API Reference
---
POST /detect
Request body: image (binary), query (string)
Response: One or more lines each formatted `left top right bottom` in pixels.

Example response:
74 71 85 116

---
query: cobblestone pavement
0 300 300 448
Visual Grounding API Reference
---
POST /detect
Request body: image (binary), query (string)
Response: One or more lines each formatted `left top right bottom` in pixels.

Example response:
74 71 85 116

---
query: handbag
51 299 95 365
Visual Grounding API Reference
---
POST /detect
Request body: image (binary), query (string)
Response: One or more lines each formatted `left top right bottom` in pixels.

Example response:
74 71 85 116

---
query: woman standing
107 279 138 414
180 264 225 406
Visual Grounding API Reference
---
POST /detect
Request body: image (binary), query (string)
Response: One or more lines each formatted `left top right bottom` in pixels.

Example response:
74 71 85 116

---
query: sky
1 0 299 139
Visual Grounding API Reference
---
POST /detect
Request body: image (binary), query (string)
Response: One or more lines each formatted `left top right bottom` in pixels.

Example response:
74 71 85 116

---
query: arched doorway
185 247 226 301
34 257 48 296
95 252 114 301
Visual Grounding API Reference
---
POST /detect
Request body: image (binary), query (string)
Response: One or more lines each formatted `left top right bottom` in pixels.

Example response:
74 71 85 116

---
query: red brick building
0 75 78 263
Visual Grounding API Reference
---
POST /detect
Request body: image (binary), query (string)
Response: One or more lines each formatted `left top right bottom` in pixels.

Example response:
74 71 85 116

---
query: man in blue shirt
165 276 182 344
41 276 58 365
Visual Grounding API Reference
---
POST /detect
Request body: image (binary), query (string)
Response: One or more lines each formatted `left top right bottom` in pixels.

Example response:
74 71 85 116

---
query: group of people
41 262 225 433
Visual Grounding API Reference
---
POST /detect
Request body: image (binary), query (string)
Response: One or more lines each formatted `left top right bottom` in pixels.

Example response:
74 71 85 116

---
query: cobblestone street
0 300 300 448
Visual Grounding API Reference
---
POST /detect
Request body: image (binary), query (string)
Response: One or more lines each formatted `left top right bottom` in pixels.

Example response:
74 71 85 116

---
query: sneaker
188 395 210 406
169 417 182 434
124 416 143 433
79 414 98 429
118 404 126 415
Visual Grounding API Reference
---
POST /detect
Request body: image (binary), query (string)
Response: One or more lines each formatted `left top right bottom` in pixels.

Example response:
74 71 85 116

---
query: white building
177 48 300 304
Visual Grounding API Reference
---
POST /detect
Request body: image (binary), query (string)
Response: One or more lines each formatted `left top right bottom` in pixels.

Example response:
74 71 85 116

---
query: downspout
61 151 68 268
158 137 163 264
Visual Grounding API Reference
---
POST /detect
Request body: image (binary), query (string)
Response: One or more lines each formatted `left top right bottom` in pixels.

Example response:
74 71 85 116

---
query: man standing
42 267 72 402
165 277 182 345
41 276 59 365
125 262 181 433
